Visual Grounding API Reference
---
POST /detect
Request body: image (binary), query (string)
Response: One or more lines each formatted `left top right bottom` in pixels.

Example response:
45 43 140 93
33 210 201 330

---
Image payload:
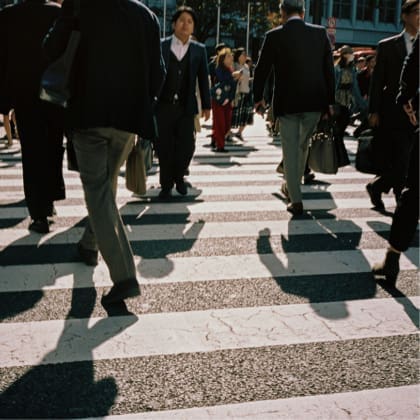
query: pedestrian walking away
253 0 335 216
43 0 165 310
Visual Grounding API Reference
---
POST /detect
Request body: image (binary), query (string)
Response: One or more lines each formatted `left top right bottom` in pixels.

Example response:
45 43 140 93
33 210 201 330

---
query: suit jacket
253 19 334 116
160 36 211 116
369 32 412 129
0 0 61 109
44 0 166 139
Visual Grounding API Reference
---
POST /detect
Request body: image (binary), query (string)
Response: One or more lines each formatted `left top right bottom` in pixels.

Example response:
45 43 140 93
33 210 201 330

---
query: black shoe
303 172 315 184
158 188 172 200
234 132 244 141
101 278 140 306
29 219 49 234
366 183 385 210
372 250 400 287
175 180 188 195
287 202 304 216
77 242 98 266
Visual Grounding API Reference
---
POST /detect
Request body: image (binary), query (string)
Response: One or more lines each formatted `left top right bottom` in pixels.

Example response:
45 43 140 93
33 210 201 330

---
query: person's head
172 6 197 42
366 54 376 70
233 47 247 64
401 0 419 34
216 48 233 70
215 42 226 54
279 0 305 21
337 45 354 67
356 56 366 71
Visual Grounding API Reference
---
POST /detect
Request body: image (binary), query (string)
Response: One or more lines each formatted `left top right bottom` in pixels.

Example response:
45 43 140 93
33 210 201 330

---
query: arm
0 10 10 114
323 30 335 115
368 41 386 126
253 31 275 106
197 46 211 117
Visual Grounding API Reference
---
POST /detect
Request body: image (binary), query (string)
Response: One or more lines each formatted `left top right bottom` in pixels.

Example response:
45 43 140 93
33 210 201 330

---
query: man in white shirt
156 6 211 199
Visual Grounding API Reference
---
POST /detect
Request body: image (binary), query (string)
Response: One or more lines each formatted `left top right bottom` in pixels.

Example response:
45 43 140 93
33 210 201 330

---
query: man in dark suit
44 0 165 308
372 35 419 286
366 0 419 210
156 6 211 199
0 0 65 234
253 0 334 215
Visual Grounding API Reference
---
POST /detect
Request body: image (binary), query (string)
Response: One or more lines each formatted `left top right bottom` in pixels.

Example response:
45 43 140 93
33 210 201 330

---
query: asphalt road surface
0 116 418 419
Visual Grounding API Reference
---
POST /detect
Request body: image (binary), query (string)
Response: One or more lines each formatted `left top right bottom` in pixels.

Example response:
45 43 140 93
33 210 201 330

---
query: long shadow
0 265 137 417
123 188 205 280
0 199 28 229
257 183 377 320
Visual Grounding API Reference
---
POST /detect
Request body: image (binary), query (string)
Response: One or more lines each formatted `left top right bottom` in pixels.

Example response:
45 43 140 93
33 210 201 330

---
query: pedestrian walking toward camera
366 0 419 210
231 47 254 142
0 0 65 234
156 6 211 200
44 0 165 308
254 0 334 215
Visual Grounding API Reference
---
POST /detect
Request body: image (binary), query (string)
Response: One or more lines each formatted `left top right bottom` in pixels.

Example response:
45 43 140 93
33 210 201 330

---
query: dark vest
160 49 190 105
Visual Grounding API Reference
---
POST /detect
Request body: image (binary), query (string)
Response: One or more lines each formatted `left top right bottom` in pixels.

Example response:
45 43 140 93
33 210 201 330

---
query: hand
368 113 379 127
222 99 229 106
403 102 418 126
202 109 211 121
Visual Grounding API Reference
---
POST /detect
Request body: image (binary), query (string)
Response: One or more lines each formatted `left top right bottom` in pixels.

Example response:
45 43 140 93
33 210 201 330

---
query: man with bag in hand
0 0 65 234
44 0 165 311
253 0 335 216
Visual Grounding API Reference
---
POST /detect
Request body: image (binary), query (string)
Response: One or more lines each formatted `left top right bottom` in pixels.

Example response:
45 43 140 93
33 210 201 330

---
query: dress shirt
403 30 416 56
170 35 191 61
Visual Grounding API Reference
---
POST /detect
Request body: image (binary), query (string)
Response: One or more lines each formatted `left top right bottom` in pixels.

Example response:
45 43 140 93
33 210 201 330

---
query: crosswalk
0 119 418 419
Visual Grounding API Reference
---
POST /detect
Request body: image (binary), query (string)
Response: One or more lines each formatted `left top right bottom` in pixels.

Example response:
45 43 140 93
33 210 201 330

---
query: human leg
73 127 137 285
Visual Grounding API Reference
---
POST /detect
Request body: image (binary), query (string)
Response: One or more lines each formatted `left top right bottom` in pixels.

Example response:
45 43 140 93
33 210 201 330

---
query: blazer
0 0 61 109
160 36 211 116
253 19 335 116
44 0 166 139
369 32 411 129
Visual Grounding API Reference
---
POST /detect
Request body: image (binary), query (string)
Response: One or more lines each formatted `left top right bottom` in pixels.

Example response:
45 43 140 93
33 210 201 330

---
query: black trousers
15 100 65 220
369 127 414 197
155 103 195 190
389 136 419 252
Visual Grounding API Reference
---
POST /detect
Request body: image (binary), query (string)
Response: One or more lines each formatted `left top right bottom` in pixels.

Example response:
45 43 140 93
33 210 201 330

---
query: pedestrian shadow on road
0 199 27 229
121 191 205 280
257 178 379 320
0 267 137 418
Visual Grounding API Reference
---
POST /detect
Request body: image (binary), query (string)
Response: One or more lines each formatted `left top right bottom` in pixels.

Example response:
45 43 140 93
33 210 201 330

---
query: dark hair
402 0 419 14
366 54 375 63
215 42 226 53
233 47 245 63
171 6 197 27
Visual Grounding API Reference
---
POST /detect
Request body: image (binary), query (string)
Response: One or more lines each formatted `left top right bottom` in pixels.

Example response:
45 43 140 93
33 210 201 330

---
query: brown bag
125 142 146 195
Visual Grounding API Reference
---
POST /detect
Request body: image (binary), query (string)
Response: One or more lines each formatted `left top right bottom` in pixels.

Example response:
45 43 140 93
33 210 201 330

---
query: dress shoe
101 278 140 305
281 183 290 202
29 218 49 234
234 132 244 141
158 188 172 200
276 161 284 174
372 249 400 287
287 202 304 216
77 241 98 266
366 183 385 210
175 180 188 195
303 172 316 184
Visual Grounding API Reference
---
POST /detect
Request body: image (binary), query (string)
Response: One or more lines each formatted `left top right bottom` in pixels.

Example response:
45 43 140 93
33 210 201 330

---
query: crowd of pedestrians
0 0 417 309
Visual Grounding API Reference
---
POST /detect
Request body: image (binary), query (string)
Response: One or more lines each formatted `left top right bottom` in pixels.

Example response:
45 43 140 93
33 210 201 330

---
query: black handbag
355 129 378 174
308 119 339 174
39 0 81 107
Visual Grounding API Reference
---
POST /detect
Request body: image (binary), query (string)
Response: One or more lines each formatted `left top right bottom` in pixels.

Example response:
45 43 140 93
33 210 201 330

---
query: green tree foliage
176 0 281 43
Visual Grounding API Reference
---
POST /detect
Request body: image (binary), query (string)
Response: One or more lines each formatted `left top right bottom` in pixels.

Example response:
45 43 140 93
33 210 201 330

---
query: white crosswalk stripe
0 119 418 418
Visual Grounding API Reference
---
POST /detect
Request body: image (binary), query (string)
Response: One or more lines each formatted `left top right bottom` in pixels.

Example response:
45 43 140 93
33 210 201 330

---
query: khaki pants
73 127 136 285
279 112 320 203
